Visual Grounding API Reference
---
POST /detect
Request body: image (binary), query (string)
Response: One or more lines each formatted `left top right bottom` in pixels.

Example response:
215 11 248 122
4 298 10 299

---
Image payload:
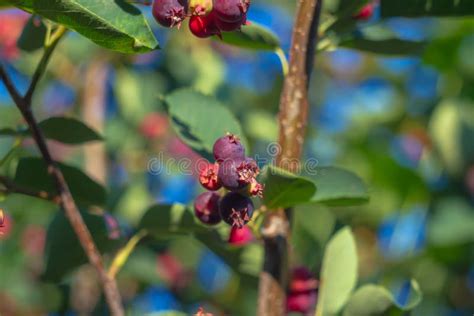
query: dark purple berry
152 0 188 28
213 133 245 162
219 192 254 228
218 157 259 191
213 0 249 31
194 192 222 225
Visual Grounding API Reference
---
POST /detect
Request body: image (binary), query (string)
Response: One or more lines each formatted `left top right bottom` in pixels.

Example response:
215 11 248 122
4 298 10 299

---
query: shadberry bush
1 0 472 315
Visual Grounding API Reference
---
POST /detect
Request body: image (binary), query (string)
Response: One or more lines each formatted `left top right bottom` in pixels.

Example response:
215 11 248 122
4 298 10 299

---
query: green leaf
343 280 422 316
17 16 47 52
381 0 474 17
315 227 358 316
43 210 121 282
6 0 33 11
429 197 474 246
39 116 103 144
340 38 426 56
309 167 369 206
138 204 204 236
165 88 247 160
429 100 474 175
0 127 21 137
219 22 280 51
28 0 159 53
260 164 316 209
14 157 107 207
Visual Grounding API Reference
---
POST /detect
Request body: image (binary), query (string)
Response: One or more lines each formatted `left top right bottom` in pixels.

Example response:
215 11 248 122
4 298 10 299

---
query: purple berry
219 192 254 228
194 192 222 225
218 157 259 191
213 133 245 162
152 0 188 28
213 0 249 31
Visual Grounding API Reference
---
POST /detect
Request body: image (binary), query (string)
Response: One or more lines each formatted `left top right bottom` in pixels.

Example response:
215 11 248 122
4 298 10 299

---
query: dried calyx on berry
219 192 254 228
152 0 188 28
218 156 260 192
194 191 222 225
199 162 221 191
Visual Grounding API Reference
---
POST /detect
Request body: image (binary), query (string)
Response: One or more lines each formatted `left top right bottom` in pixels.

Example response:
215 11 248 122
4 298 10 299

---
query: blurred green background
1 0 474 315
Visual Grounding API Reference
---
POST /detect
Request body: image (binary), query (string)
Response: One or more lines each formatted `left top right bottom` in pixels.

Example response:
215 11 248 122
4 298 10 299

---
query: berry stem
257 0 323 315
0 28 125 316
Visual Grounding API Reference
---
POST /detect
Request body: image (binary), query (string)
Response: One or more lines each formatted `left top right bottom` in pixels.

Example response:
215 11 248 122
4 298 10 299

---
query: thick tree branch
258 1 323 315
0 29 124 316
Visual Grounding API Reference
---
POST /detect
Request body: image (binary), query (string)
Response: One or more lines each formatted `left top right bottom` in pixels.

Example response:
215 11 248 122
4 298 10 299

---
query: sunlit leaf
316 227 358 316
165 88 247 160
343 280 422 316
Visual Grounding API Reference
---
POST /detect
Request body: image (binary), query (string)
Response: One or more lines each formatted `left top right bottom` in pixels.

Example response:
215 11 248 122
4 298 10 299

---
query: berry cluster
152 0 250 38
194 134 263 229
286 267 319 314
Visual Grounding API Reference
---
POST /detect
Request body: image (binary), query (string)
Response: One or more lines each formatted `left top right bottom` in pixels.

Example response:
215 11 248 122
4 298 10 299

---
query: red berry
286 291 317 314
213 133 245 162
0 208 4 227
194 192 222 225
199 162 222 191
152 0 188 28
0 210 13 240
290 267 318 294
219 192 254 228
188 14 221 38
354 3 374 20
228 225 253 246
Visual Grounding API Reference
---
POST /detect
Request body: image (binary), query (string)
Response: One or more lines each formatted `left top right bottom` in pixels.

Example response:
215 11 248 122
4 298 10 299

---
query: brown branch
258 1 323 315
0 175 60 203
0 38 124 316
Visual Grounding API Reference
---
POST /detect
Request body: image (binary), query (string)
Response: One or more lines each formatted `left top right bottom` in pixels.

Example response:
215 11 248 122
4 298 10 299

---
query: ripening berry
286 291 317 314
0 208 4 227
228 225 253 246
213 0 249 31
189 0 213 15
213 133 245 162
194 192 222 225
152 0 188 28
354 3 374 20
290 267 319 293
0 210 12 239
286 266 318 314
219 192 254 228
189 14 221 38
199 162 222 191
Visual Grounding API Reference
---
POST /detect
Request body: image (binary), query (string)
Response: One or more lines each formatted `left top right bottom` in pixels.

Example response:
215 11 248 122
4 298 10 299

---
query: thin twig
24 25 67 106
0 27 124 315
258 1 323 315
0 175 60 203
